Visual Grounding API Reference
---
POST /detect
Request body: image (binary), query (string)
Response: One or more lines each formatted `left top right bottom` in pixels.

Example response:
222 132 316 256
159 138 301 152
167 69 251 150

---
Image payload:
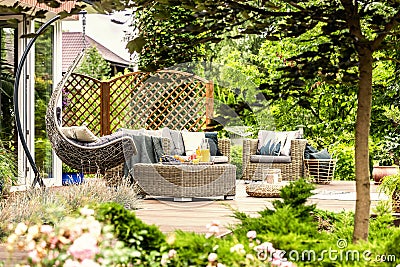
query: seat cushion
211 156 229 164
250 155 292 163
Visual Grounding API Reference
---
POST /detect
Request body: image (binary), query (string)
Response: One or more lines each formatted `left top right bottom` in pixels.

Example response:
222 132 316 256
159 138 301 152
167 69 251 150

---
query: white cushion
211 156 229 164
60 125 99 142
280 130 301 156
181 131 205 155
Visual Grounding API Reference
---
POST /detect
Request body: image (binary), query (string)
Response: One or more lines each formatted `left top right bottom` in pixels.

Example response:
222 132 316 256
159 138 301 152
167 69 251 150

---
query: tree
111 0 400 242
76 46 111 81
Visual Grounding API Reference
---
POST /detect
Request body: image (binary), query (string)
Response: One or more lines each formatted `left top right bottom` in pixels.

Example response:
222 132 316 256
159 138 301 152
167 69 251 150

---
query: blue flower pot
62 172 84 186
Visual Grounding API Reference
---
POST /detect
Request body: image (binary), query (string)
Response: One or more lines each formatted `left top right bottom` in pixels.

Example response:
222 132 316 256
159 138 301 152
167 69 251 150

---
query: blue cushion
310 149 331 159
259 140 281 156
205 132 223 156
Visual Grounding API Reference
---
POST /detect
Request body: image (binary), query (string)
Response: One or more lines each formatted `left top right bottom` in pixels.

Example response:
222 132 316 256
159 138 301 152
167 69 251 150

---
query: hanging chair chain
82 12 87 48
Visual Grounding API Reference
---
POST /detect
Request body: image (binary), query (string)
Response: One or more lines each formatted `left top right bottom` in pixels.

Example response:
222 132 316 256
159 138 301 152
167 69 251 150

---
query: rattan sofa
105 135 231 184
242 138 307 181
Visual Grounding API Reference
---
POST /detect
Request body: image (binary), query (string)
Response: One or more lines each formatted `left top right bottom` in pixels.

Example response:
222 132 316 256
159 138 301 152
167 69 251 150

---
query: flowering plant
6 207 140 266
202 221 295 267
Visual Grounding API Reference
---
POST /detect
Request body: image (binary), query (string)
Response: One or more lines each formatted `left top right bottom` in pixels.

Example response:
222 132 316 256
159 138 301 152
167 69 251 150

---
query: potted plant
379 173 400 213
372 143 399 185
62 163 84 185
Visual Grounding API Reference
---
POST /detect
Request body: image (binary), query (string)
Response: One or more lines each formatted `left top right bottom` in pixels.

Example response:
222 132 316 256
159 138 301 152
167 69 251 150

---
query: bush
95 202 167 264
0 180 139 240
230 144 243 179
330 142 356 180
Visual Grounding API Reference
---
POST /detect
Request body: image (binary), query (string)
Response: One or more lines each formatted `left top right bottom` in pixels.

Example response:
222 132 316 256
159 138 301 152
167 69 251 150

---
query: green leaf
126 36 147 53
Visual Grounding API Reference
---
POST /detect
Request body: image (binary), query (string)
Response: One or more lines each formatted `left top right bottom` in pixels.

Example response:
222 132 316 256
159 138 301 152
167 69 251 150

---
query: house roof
62 32 131 72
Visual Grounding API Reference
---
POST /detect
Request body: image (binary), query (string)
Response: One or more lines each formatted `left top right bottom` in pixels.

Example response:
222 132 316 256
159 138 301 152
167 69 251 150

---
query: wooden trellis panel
62 70 213 135
62 74 102 135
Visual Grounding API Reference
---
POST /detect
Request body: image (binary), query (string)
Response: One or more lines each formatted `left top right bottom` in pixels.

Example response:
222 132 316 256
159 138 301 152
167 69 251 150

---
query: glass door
34 21 54 179
0 22 18 181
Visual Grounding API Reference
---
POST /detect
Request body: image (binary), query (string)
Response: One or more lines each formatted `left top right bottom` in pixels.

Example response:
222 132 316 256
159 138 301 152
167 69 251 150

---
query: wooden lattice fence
62 70 214 135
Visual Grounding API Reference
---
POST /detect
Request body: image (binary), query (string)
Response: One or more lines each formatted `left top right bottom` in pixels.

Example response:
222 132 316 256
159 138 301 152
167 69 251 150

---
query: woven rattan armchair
242 138 307 181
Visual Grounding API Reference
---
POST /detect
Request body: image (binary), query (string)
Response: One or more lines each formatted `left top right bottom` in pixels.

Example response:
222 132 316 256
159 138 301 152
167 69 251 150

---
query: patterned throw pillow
259 139 282 156
257 130 287 156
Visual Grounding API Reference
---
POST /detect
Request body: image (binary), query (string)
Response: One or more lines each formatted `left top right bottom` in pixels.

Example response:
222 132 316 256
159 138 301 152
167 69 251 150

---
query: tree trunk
353 45 372 242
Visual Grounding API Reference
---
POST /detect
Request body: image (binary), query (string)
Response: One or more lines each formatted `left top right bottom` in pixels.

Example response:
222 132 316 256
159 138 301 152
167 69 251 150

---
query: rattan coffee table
133 163 236 201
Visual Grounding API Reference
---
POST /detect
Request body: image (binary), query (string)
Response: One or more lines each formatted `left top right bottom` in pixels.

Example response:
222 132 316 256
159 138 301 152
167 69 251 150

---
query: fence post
100 81 111 136
205 80 214 131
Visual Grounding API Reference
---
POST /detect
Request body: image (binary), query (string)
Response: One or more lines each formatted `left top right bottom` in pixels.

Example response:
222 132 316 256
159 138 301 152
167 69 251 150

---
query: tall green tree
76 46 111 81
113 0 400 242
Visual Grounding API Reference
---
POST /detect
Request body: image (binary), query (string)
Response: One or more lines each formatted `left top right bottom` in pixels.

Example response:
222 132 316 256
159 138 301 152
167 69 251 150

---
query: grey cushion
310 149 331 159
162 127 186 155
250 155 292 163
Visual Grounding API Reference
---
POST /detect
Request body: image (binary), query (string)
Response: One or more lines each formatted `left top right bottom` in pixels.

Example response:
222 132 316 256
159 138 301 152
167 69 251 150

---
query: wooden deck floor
134 180 384 234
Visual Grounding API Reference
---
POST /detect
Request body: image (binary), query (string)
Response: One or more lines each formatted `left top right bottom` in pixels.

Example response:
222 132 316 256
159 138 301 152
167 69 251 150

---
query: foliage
77 46 111 80
230 144 243 179
95 202 167 264
0 72 15 147
0 180 139 240
379 173 400 197
272 179 316 217
130 5 207 71
0 142 17 196
3 179 400 266
373 105 400 165
329 138 356 181
6 207 141 266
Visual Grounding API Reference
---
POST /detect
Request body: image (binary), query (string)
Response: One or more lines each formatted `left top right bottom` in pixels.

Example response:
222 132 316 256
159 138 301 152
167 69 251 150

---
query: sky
62 10 135 62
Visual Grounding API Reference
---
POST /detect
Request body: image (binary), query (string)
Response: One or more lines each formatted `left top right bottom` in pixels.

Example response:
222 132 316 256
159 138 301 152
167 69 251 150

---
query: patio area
133 180 389 234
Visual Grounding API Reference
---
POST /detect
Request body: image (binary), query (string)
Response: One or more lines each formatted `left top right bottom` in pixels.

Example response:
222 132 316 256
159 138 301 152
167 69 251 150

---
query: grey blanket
117 128 164 177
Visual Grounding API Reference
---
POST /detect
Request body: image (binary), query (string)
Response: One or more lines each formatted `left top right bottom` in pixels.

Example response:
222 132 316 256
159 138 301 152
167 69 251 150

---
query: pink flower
40 225 53 234
280 261 295 267
68 233 99 260
246 230 257 240
208 252 218 262
168 249 177 258
81 259 101 267
63 259 81 267
28 250 41 263
271 259 282 266
254 242 275 254
80 207 95 216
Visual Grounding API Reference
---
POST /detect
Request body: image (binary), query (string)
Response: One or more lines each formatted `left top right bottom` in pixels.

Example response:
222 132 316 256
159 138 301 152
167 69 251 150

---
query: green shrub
0 180 138 241
230 144 243 179
0 142 17 196
95 202 167 261
330 142 356 180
